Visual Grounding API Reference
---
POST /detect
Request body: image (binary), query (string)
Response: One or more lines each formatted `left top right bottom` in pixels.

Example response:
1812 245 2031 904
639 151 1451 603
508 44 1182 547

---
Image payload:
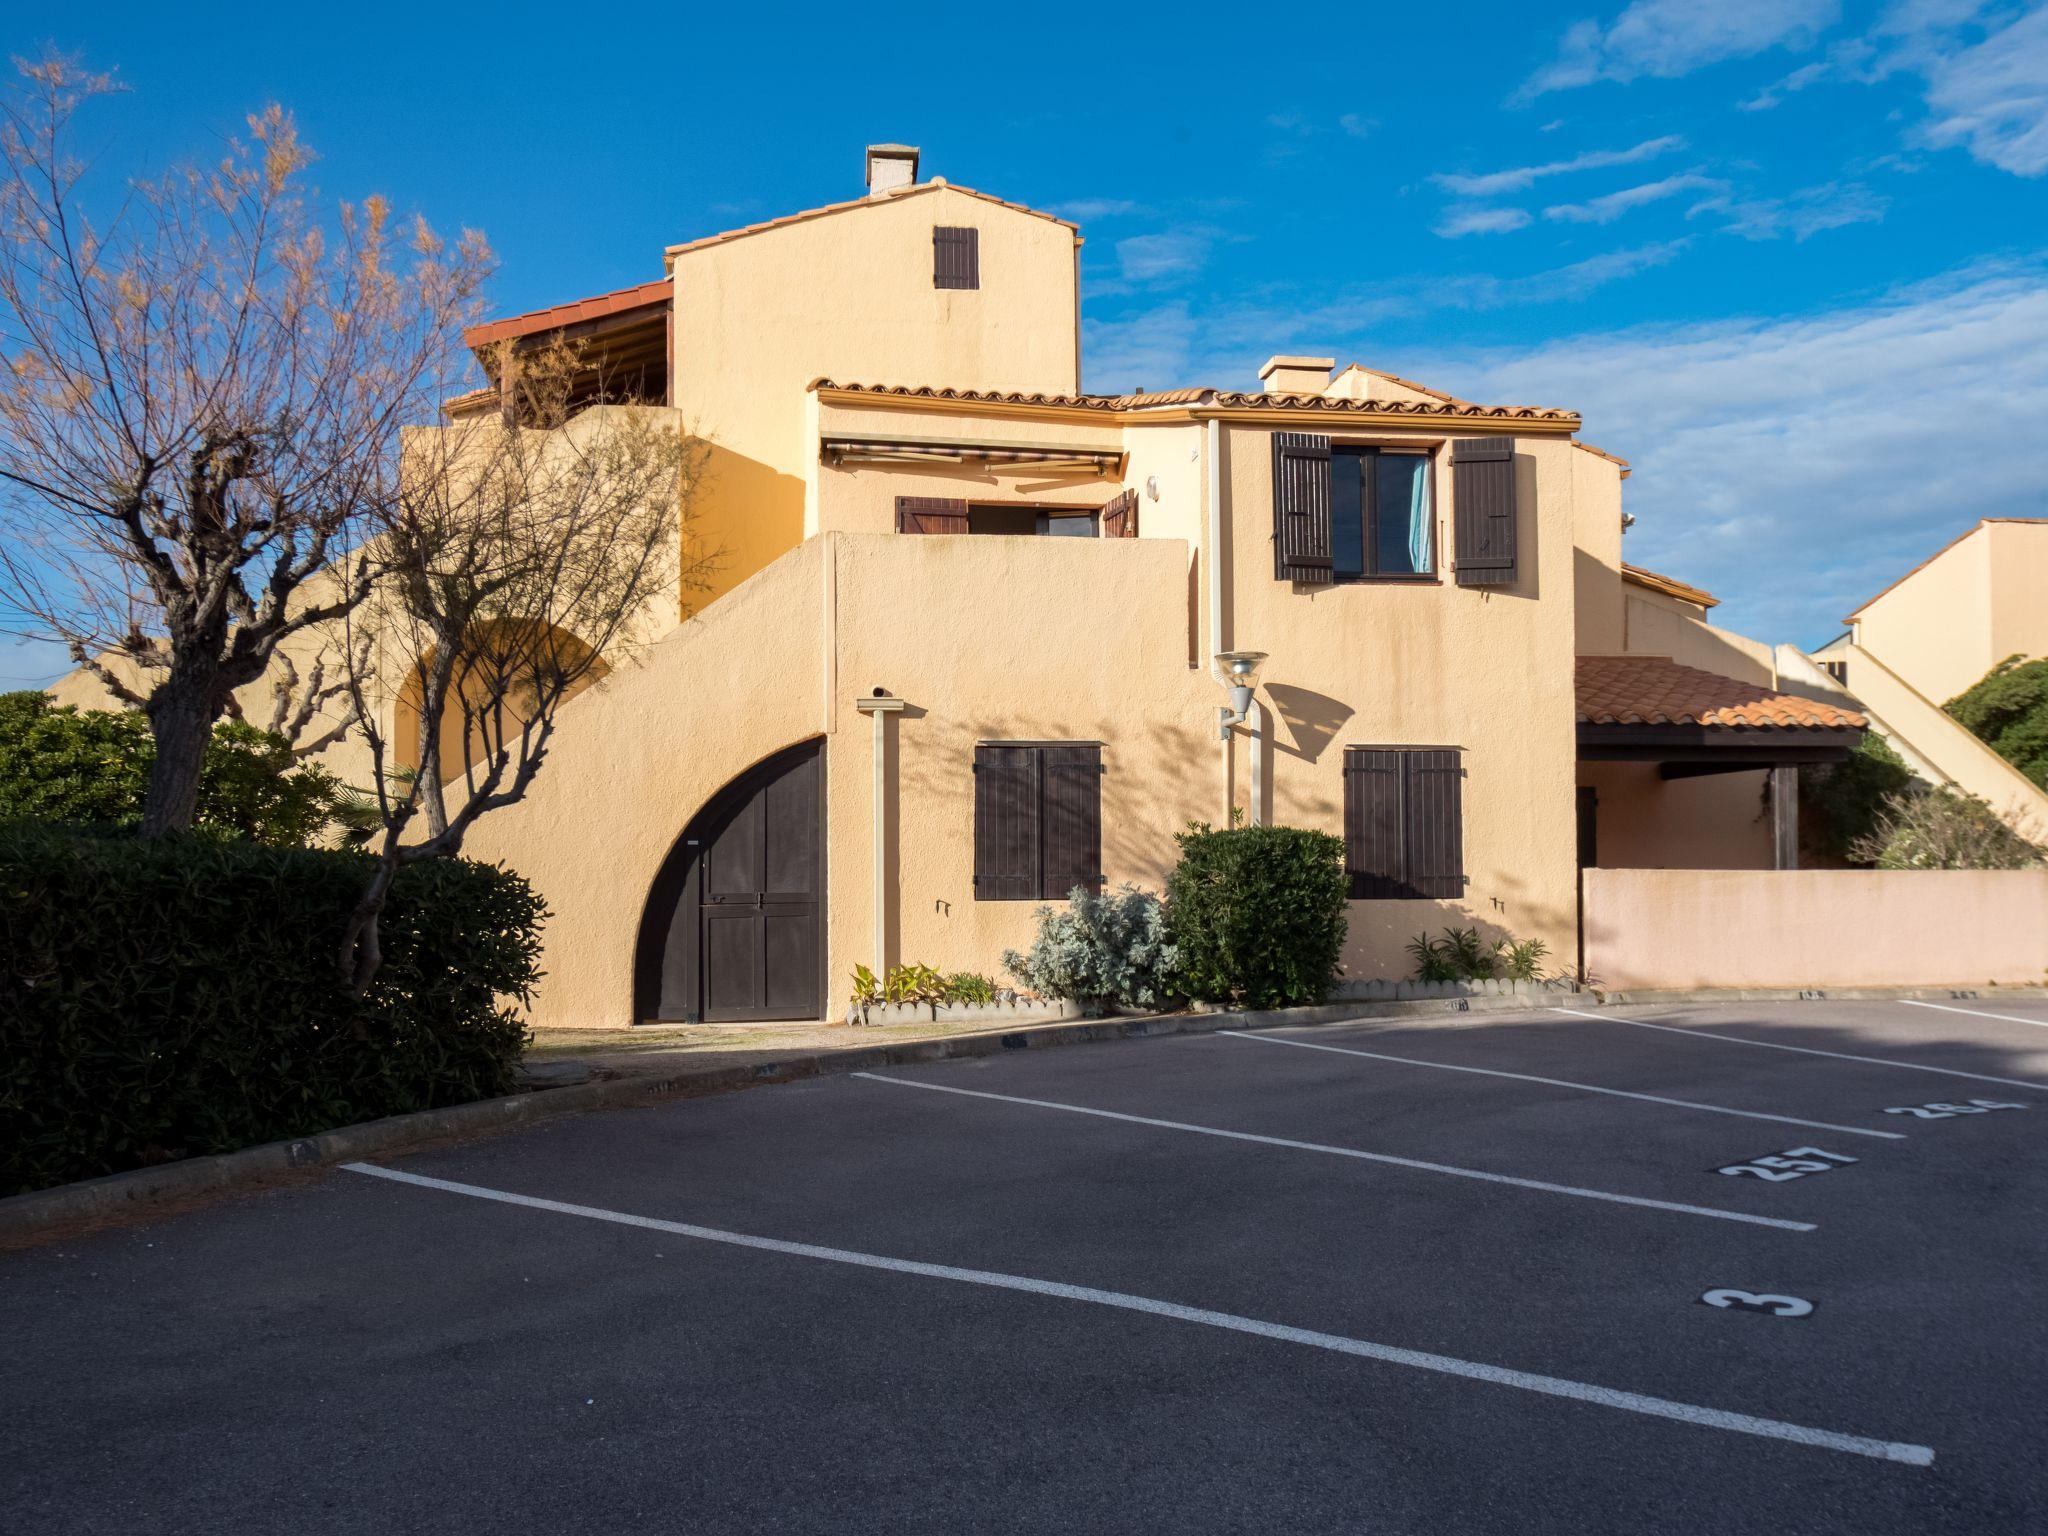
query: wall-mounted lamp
1215 650 1267 739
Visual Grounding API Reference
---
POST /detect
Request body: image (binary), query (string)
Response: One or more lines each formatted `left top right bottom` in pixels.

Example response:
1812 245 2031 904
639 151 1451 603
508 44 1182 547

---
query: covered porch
1574 654 1867 874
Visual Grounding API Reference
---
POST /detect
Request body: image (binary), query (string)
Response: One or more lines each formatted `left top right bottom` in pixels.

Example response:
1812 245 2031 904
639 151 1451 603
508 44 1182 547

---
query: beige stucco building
54 145 1886 1025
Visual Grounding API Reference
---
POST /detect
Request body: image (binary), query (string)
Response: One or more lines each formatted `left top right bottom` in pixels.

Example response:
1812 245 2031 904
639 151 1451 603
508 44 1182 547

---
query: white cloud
1517 0 1840 101
1739 59 1833 108
1115 231 1215 284
1433 134 1685 197
1544 173 1726 223
1434 206 1534 238
1339 113 1375 138
1689 181 1890 238
1914 4 2048 175
1050 198 1149 222
1415 259 2048 644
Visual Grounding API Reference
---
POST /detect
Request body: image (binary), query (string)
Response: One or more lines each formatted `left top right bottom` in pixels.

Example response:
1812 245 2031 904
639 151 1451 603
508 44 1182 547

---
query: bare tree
337 340 718 991
0 55 490 834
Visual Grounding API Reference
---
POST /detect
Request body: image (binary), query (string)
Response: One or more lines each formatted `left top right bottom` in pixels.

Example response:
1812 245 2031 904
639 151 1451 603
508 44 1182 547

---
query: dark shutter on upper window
1040 745 1105 898
1402 750 1466 899
973 746 1039 900
1451 437 1518 587
1343 750 1406 899
896 496 969 534
1099 488 1138 538
1343 747 1466 900
934 226 979 290
1272 432 1333 581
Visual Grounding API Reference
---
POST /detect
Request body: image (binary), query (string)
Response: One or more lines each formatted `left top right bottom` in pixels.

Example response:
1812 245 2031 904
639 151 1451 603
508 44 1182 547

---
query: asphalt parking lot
5 996 2048 1534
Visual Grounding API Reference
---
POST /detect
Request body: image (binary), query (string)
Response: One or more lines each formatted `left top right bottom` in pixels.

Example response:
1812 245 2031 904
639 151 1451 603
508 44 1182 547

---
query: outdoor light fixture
1215 650 1267 738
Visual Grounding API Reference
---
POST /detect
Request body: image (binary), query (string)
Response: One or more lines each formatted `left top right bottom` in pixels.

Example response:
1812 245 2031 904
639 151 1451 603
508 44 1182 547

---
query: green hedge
1166 822 1348 1009
1 824 544 1195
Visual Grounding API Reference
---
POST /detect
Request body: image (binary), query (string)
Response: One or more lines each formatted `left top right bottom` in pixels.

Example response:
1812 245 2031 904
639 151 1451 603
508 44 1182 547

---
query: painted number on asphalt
1884 1099 2027 1120
1700 1289 1815 1318
1716 1146 1857 1182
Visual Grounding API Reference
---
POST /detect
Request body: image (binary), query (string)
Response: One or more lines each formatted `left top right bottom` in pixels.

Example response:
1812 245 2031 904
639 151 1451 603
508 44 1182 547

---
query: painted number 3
1716 1147 1857 1181
1884 1100 2027 1119
1701 1289 1815 1318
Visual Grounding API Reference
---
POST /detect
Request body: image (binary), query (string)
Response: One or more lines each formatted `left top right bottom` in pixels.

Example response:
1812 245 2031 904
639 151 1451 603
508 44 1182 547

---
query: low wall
1583 868 2048 990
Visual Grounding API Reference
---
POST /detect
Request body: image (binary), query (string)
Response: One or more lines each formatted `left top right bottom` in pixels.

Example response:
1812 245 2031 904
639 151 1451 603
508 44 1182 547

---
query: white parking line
1553 1008 2048 1092
1223 1031 1903 1140
1901 999 2048 1030
340 1161 1928 1466
852 1072 1813 1230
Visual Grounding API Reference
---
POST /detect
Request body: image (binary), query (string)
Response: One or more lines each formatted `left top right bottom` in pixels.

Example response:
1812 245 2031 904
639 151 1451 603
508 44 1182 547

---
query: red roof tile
463 278 671 349
1621 563 1717 609
664 181 1078 262
811 379 1578 423
1577 654 1865 730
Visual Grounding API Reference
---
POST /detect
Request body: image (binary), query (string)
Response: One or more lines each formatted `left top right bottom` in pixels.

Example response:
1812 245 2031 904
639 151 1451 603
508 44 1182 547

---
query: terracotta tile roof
1621 562 1718 609
1844 517 2048 621
464 278 671 349
1577 654 1865 730
664 181 1078 264
1572 439 1631 477
810 379 1578 423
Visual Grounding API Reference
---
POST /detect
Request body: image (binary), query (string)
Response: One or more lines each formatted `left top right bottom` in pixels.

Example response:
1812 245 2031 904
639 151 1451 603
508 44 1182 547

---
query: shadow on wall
696 443 806 610
1264 683 1354 765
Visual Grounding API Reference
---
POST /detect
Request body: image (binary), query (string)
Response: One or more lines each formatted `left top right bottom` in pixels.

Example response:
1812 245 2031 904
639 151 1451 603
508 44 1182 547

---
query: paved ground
5 995 2048 1534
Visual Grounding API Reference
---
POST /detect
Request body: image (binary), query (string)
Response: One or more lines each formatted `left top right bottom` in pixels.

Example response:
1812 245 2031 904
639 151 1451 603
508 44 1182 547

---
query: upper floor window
1331 448 1434 580
934 226 980 290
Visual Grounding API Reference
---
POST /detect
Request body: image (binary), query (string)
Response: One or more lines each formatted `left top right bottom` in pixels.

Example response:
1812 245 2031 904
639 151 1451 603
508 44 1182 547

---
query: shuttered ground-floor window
1342 747 1466 899
973 743 1104 901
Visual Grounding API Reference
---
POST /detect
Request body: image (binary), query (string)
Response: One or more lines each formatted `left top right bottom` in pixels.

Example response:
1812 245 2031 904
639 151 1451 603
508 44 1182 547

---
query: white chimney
865 144 920 198
1259 355 1336 395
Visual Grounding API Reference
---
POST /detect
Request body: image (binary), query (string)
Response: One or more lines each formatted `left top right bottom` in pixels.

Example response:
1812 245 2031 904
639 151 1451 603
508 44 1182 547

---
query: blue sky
4 0 2045 679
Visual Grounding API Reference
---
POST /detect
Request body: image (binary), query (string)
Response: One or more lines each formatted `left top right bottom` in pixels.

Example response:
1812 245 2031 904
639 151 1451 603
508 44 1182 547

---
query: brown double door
640 740 822 1023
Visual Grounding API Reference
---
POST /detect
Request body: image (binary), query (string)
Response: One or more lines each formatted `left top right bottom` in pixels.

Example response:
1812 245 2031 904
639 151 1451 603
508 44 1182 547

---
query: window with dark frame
934 226 980 290
1330 448 1435 580
1342 747 1466 900
973 743 1103 901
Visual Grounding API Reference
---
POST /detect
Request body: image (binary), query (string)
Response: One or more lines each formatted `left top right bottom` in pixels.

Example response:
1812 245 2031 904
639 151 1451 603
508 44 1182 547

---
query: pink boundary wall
1582 868 2048 991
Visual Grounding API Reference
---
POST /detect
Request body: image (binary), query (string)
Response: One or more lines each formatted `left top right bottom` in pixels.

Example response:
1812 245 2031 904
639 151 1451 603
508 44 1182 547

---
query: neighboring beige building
51 146 1877 1025
1828 518 2048 706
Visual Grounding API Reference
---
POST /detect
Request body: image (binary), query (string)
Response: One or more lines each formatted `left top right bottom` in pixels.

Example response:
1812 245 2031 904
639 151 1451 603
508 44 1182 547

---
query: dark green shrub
1165 823 1348 1008
1798 734 1916 865
1947 655 2048 789
0 691 352 845
0 823 544 1194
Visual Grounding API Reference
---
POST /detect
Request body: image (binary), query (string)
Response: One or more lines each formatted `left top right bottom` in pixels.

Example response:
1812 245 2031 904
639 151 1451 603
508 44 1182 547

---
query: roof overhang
1577 722 1863 766
821 432 1122 474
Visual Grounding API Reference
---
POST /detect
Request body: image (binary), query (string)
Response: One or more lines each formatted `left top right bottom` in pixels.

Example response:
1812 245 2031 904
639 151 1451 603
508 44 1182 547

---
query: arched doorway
634 739 825 1023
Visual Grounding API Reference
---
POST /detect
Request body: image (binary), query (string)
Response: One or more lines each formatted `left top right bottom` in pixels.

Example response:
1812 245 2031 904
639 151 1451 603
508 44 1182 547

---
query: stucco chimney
1258 355 1336 394
865 144 920 197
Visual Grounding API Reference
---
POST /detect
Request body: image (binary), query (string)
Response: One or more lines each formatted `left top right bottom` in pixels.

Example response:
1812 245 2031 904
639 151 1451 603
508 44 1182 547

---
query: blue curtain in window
1408 460 1433 572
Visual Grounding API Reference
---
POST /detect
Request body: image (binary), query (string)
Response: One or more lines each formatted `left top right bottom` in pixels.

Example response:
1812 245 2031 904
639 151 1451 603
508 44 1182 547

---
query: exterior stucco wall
1622 590 1777 686
1576 762 1773 870
1584 867 2048 989
1571 447 1626 654
1984 520 2048 678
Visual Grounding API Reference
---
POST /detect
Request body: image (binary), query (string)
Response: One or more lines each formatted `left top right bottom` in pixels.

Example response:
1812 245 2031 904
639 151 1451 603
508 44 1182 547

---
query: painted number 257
1884 1100 2027 1120
1717 1147 1857 1182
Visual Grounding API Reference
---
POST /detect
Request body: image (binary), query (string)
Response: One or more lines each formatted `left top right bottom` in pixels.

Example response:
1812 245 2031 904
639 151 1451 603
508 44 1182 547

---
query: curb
9 982 2044 1243
0 990 1548 1244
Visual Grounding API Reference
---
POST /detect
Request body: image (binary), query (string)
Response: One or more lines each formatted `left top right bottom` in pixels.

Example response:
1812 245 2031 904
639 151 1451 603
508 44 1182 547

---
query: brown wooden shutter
1402 750 1466 899
973 746 1039 900
1451 437 1518 587
1040 745 1104 899
896 496 969 534
1343 749 1405 898
1272 432 1333 581
934 226 980 290
1098 488 1138 538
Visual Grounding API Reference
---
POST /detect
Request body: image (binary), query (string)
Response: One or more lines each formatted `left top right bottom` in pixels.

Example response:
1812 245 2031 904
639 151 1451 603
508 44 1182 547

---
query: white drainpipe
1204 416 1231 820
1204 415 1263 825
853 692 906 980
